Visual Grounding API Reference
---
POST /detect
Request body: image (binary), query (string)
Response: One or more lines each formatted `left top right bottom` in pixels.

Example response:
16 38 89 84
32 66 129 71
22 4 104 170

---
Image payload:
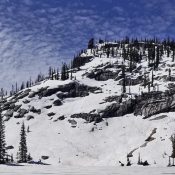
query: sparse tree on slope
170 134 175 166
0 112 6 164
88 38 94 50
18 122 28 163
122 64 126 93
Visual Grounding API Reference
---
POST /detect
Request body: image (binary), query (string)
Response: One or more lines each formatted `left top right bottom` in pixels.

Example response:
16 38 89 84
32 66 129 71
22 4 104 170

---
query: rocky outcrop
44 105 52 109
68 119 77 128
53 115 65 122
26 115 34 121
17 89 31 99
53 99 62 106
30 106 41 114
104 95 122 103
1 101 17 111
4 110 13 118
70 113 102 123
15 108 28 118
28 87 49 98
47 112 55 117
58 115 65 120
134 91 175 118
101 98 136 118
14 105 22 112
86 69 118 81
118 75 143 86
54 82 101 98
30 82 101 99
41 155 49 160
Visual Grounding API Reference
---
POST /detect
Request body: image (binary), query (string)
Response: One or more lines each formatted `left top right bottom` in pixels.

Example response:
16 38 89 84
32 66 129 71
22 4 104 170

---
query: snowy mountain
1 39 175 166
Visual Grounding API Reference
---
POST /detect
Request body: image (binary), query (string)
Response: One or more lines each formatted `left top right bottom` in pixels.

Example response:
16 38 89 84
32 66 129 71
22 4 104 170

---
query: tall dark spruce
170 134 175 166
0 112 6 164
18 122 28 163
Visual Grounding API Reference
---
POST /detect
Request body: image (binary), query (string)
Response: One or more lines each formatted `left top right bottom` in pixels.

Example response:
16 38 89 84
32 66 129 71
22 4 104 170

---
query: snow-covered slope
1 41 175 166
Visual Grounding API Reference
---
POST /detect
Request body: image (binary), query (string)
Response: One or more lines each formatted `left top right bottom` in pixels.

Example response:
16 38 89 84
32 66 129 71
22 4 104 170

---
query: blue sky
0 0 174 89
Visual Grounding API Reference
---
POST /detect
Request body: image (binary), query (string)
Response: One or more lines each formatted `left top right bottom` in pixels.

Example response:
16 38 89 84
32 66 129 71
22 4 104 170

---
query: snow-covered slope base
5 112 174 166
2 42 175 166
1 166 175 175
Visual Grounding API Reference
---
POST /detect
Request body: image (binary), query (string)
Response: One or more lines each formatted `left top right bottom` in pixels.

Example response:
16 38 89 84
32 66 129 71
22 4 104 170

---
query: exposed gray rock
56 92 68 100
14 113 22 118
4 110 13 117
6 145 14 150
23 99 30 104
42 88 60 97
44 105 52 109
28 87 49 98
134 91 175 118
149 115 168 121
28 82 102 101
18 91 30 99
47 112 55 117
17 108 28 118
118 75 143 86
104 95 122 103
58 115 65 120
28 92 36 98
53 99 62 106
30 106 41 114
55 82 101 99
101 98 136 118
86 69 117 81
9 103 15 109
68 119 77 128
41 156 49 160
27 115 34 121
2 101 15 111
70 113 102 123
4 116 11 121
14 105 22 112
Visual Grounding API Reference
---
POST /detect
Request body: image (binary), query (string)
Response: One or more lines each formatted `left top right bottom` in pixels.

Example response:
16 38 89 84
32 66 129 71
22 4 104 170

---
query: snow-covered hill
1 40 175 166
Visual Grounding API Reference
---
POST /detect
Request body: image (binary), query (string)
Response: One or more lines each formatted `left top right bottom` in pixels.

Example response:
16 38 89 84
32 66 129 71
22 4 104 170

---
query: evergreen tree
167 46 170 57
0 113 6 164
122 64 126 93
27 153 32 161
0 88 4 99
48 66 52 79
18 122 28 163
169 68 171 81
61 63 69 80
11 154 14 163
155 46 160 69
15 82 18 93
170 134 175 166
151 70 154 87
88 38 94 50
122 47 127 61
61 64 66 80
173 49 175 62
70 61 73 80
27 126 30 133
106 48 110 58
56 68 60 80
